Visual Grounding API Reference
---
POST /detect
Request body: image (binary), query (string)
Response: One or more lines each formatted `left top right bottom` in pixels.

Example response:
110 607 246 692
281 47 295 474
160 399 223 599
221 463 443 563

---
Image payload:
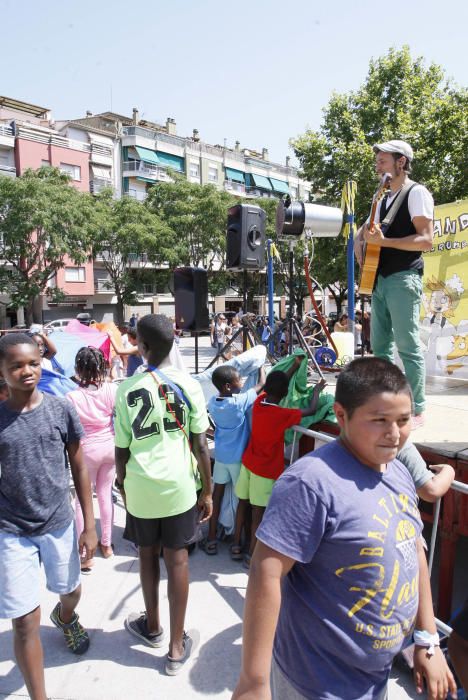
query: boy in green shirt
114 314 212 675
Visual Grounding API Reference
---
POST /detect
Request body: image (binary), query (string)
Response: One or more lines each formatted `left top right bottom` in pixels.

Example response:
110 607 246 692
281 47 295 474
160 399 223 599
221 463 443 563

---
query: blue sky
2 0 467 164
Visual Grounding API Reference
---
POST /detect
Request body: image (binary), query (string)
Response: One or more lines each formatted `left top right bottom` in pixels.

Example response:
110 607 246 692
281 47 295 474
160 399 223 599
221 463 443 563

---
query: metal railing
0 163 16 173
90 178 113 194
122 160 171 180
16 126 91 153
289 424 468 639
0 124 14 137
122 125 185 150
121 125 300 176
90 143 113 159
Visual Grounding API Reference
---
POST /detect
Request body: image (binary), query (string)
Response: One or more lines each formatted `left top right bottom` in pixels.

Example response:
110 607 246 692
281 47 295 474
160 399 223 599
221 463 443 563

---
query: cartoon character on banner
420 274 464 375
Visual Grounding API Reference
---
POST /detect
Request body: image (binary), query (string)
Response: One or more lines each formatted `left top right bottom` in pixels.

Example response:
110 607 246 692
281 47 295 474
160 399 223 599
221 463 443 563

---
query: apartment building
0 96 313 324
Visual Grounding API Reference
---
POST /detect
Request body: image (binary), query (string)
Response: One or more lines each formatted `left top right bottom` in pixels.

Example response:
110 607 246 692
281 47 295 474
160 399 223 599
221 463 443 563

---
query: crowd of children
0 317 466 699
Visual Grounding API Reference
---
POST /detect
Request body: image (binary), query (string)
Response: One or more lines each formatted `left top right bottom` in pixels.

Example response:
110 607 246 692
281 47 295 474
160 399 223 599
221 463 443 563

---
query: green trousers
371 270 425 415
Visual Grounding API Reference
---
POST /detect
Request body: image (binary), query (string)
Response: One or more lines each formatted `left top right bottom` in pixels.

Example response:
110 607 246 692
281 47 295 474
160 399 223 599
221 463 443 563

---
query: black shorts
452 599 468 641
123 503 199 550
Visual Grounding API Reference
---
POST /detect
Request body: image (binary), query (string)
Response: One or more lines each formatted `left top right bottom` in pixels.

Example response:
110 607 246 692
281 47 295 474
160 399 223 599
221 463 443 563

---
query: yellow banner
421 199 468 378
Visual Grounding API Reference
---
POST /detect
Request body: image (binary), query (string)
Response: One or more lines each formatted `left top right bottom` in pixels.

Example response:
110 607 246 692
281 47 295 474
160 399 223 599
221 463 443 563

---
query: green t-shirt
114 366 209 518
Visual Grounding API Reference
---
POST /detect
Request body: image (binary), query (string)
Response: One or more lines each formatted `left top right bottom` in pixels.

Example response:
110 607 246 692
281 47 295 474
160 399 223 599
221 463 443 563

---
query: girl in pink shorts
67 348 117 572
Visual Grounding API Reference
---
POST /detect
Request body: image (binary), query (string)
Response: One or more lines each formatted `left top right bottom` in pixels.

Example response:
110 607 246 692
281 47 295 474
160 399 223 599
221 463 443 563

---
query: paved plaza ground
0 336 465 699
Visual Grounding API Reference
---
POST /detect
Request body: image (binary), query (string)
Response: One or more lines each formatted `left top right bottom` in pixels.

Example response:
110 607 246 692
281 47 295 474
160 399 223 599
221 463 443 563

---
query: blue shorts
0 521 81 619
213 460 241 486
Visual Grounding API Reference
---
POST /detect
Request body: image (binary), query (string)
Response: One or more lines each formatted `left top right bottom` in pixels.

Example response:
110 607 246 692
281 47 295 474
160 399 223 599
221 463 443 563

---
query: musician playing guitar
354 140 434 429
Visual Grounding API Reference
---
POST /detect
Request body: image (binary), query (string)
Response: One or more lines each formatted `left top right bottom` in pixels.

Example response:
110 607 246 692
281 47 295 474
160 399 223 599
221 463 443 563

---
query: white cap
373 140 414 162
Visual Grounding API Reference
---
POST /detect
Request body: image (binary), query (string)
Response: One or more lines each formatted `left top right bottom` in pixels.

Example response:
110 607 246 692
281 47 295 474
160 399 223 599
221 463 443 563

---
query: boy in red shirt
236 364 326 564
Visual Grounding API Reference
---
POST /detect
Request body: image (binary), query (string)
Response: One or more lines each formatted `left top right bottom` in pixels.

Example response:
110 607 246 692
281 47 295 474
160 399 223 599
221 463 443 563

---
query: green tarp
271 349 336 444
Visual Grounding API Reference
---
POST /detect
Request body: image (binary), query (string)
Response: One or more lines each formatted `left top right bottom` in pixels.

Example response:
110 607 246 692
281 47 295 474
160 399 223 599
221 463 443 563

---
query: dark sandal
200 538 218 555
230 544 243 561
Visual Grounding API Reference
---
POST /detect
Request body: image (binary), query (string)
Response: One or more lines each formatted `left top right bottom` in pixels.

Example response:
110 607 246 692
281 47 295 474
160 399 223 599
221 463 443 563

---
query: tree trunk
116 294 125 325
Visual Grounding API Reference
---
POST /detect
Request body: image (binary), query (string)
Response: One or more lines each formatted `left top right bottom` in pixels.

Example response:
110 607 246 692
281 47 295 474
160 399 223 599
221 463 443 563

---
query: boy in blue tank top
233 357 457 700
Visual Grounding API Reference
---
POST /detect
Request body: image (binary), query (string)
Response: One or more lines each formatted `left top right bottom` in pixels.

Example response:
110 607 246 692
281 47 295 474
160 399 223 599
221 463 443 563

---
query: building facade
0 96 314 325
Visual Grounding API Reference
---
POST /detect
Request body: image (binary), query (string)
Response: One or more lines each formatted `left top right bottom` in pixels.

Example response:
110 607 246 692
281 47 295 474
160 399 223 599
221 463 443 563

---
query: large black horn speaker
226 203 266 270
174 267 209 331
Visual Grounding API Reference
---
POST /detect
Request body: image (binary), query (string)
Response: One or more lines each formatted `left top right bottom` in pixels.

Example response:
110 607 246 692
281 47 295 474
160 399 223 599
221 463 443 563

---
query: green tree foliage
92 192 174 324
145 176 237 300
0 167 96 323
291 46 468 307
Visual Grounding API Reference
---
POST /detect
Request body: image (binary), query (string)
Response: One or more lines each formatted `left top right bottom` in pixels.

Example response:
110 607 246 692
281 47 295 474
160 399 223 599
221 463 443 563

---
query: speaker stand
194 331 199 374
205 316 276 371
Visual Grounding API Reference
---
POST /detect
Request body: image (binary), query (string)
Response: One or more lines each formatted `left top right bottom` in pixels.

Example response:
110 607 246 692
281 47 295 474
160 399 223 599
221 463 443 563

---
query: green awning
136 176 157 183
251 173 273 190
156 151 185 172
135 146 159 165
269 177 289 194
225 167 245 183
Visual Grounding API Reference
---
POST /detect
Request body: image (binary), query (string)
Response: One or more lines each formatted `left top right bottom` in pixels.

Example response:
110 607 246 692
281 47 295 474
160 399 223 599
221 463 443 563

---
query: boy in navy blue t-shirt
232 357 456 700
206 365 265 557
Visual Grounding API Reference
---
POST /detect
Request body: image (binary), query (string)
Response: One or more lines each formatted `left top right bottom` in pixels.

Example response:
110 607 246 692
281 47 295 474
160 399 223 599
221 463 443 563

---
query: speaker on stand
174 267 209 373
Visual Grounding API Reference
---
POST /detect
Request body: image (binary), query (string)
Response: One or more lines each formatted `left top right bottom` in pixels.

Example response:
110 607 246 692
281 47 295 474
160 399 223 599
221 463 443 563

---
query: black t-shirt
0 392 84 535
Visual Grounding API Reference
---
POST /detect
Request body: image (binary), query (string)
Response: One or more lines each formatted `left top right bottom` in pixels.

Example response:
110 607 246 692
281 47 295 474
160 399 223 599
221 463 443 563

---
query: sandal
99 542 115 559
80 558 94 575
200 538 218 555
230 544 243 561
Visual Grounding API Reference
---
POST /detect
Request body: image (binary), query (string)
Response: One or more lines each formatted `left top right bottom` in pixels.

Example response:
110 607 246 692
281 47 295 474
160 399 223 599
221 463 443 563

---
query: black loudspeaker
174 267 209 331
226 203 266 270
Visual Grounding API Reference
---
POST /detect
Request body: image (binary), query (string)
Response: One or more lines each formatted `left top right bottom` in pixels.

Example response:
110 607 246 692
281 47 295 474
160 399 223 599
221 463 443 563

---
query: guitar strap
380 180 417 231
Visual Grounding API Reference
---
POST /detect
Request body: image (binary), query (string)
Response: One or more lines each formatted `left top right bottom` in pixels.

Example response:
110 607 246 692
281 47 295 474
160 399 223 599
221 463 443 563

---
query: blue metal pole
267 239 275 352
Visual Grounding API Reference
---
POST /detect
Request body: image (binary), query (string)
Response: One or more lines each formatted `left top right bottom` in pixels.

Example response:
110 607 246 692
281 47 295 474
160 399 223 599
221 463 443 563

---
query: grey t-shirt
0 392 84 536
396 441 432 489
257 440 422 700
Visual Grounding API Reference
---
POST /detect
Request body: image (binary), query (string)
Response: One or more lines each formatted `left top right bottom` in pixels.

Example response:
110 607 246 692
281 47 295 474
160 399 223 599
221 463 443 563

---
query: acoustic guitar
358 173 392 295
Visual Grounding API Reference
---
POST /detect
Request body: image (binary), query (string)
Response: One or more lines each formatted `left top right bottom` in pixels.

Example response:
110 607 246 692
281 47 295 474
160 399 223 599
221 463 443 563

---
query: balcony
90 178 113 194
0 163 16 178
0 124 15 148
122 125 185 150
122 160 172 182
90 142 113 166
224 180 246 195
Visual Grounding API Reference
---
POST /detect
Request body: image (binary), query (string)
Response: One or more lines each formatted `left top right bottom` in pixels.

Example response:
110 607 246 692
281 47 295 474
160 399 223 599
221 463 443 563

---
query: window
189 163 200 178
41 160 51 168
64 267 86 282
60 163 81 181
208 165 218 182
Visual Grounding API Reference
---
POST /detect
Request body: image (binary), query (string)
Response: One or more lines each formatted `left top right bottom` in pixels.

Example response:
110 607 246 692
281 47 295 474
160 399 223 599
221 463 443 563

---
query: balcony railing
122 160 171 181
0 164 16 173
224 180 246 194
122 125 299 177
90 143 113 160
0 125 14 137
123 125 186 149
90 178 113 194
16 126 91 153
